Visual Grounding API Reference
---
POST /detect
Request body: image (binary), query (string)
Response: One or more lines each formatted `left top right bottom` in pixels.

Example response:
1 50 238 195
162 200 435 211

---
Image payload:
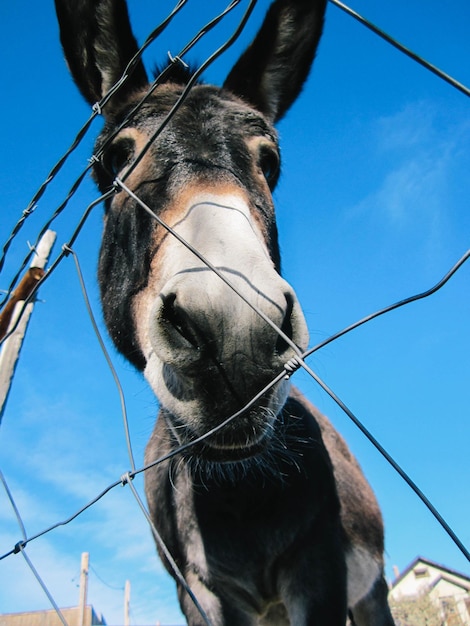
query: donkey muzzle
136 191 309 442
153 270 307 375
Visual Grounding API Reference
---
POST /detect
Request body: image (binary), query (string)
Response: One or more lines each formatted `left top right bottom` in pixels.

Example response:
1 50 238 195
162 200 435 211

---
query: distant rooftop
0 604 106 626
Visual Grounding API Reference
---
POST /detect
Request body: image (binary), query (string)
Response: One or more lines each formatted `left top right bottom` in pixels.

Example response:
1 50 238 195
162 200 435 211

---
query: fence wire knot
120 472 133 487
13 541 25 554
167 50 189 68
22 205 36 217
283 356 302 379
92 101 103 115
112 178 123 194
26 241 38 255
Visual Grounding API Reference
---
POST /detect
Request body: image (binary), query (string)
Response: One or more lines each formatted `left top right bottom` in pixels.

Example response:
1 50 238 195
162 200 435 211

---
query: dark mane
153 58 202 86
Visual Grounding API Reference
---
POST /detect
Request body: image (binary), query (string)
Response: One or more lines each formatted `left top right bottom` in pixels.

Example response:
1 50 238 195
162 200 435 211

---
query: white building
390 556 470 625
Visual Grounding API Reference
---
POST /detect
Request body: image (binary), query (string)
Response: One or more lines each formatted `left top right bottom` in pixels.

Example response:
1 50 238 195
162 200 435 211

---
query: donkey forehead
100 83 279 144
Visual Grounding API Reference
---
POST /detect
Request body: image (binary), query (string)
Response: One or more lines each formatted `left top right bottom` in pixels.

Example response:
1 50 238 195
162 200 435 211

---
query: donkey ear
54 0 148 106
223 0 327 123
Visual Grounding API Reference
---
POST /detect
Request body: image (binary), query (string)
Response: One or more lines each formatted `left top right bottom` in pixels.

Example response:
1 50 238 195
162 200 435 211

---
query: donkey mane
152 59 201 86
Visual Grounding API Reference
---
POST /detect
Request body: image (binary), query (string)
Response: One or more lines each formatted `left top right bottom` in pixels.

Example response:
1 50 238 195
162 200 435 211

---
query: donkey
55 0 395 624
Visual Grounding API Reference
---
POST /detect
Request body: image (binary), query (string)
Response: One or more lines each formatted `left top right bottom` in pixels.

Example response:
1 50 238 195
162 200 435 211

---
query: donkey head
56 0 326 458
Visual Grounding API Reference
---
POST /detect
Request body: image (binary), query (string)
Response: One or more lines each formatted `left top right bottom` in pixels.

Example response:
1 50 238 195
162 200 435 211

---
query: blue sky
0 1 469 624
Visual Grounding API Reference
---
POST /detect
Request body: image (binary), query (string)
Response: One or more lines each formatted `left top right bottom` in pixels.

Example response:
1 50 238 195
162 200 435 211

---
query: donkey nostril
161 293 200 350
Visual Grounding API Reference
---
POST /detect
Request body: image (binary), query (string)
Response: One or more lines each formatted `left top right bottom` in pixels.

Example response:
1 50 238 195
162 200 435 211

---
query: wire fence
0 0 469 624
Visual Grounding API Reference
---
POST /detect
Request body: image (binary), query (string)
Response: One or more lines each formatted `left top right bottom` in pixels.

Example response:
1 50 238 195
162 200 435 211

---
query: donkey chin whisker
166 417 184 445
176 408 321 488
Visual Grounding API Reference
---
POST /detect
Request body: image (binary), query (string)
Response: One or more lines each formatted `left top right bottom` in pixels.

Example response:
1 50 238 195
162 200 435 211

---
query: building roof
0 605 106 626
430 574 470 593
392 556 470 589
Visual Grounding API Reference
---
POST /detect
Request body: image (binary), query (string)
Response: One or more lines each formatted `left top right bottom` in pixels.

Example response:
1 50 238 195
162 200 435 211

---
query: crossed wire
1 0 469 624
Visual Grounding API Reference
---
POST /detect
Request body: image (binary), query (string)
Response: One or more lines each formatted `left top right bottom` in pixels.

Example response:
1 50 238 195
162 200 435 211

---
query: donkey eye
258 146 280 187
101 138 135 178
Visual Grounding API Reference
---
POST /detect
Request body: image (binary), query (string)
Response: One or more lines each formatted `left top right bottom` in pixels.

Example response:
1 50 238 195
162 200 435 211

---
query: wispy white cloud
374 101 439 153
357 151 449 227
343 99 470 269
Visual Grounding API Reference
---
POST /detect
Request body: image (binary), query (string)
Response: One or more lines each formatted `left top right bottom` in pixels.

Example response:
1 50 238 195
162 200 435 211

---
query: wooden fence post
0 230 56 422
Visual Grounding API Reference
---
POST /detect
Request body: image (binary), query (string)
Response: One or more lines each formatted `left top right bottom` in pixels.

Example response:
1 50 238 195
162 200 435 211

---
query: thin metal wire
0 165 93 311
133 371 287 477
19 546 70 626
66 246 135 473
0 470 69 624
115 178 303 359
125 474 213 626
0 469 27 542
89 564 124 592
0 117 98 280
97 0 190 111
298 358 470 563
0 190 114 351
329 0 470 98
120 0 258 182
305 249 470 358
88 0 247 178
0 477 122 561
